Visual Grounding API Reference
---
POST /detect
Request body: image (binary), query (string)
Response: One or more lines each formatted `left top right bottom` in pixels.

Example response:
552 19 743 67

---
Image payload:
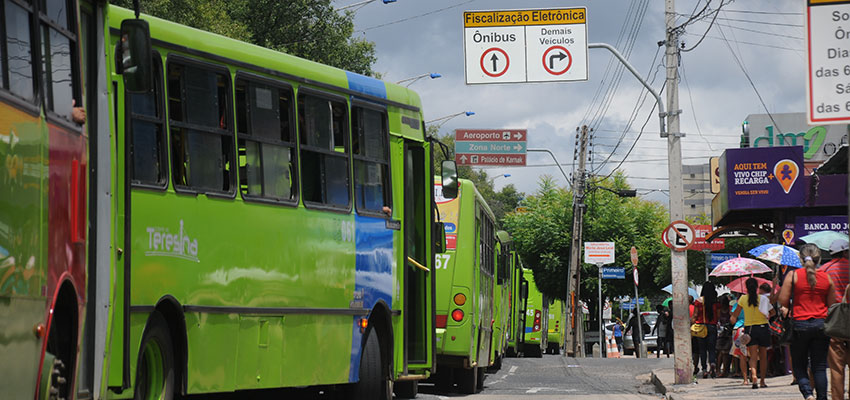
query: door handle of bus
407 257 430 273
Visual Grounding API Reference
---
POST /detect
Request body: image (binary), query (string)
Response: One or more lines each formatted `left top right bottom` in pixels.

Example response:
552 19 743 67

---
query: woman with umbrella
692 282 721 378
778 244 837 400
731 277 775 389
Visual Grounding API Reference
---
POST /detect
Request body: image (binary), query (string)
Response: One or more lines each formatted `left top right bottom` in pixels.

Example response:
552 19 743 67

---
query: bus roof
107 6 423 116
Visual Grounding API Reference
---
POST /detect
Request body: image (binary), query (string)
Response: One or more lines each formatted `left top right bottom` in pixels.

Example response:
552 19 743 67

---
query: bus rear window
167 62 234 195
352 106 390 215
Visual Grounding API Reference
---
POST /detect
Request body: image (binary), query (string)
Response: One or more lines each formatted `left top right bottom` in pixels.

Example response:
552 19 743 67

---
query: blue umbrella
662 284 698 299
747 244 802 268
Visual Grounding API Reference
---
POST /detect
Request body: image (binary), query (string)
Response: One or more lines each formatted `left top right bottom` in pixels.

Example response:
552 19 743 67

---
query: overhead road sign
661 220 696 252
463 8 588 84
584 242 615 264
806 0 850 124
455 128 528 166
601 267 625 279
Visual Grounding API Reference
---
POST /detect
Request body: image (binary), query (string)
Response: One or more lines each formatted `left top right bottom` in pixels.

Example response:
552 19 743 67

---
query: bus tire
134 311 175 400
393 380 418 398
350 329 390 400
456 366 478 394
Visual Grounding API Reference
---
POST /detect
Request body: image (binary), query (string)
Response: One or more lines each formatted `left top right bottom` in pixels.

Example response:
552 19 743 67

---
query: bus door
402 141 432 373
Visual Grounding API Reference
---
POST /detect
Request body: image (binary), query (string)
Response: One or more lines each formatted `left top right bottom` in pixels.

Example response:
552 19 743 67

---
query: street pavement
416 353 670 399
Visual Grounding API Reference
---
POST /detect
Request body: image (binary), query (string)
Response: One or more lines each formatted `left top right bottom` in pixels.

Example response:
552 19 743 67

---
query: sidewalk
651 368 806 400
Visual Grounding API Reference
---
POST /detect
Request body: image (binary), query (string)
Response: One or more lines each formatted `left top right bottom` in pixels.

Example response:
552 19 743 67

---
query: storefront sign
722 146 806 210
795 215 849 237
742 113 848 164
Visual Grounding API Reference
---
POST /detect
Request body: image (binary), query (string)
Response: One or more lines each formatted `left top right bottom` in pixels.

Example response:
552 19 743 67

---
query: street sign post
806 0 850 124
463 8 588 84
455 129 527 166
661 220 696 252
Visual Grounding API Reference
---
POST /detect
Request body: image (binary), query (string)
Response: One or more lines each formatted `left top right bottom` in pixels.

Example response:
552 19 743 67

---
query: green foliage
111 0 376 75
503 173 671 309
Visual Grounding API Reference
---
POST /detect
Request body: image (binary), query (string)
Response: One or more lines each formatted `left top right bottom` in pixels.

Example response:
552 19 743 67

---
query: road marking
526 387 578 393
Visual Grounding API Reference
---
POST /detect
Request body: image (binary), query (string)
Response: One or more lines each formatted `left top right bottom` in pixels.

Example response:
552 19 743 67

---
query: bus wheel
41 352 67 400
456 366 478 394
350 329 390 400
393 380 418 398
134 311 175 400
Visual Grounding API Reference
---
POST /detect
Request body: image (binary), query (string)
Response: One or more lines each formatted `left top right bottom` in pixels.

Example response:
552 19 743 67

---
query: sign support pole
597 263 604 357
634 273 644 358
665 0 693 384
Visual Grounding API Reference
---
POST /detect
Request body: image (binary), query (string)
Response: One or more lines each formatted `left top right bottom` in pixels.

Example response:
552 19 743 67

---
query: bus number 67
435 254 451 270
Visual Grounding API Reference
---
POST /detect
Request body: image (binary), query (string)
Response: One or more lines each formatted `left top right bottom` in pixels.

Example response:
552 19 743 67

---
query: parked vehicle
623 311 658 355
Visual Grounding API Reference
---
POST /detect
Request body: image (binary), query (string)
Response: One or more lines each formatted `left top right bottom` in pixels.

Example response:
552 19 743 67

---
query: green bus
546 298 565 354
521 268 547 358
1 1 457 398
433 178 495 394
490 230 518 369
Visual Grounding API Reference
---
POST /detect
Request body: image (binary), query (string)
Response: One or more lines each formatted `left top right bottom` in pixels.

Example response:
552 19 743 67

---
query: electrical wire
356 0 477 32
680 59 719 151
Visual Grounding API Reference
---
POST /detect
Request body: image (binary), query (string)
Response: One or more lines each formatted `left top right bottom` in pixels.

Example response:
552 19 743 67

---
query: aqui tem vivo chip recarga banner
722 146 806 210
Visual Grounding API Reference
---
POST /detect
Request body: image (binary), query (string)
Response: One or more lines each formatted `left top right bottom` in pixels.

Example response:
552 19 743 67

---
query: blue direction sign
621 302 635 311
710 253 737 269
601 267 625 279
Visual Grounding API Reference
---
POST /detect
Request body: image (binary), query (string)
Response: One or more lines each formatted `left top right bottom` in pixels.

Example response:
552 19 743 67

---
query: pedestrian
731 277 775 389
779 243 837 400
819 239 849 400
692 282 721 378
652 305 670 358
613 317 624 354
625 309 645 358
715 294 733 377
665 303 674 356
729 293 750 385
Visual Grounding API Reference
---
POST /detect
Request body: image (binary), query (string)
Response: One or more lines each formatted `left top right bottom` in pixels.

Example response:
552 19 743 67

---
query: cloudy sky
342 0 805 203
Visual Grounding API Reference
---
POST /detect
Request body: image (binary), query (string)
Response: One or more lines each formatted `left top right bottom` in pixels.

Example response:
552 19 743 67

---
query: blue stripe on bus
525 327 533 333
346 71 387 99
349 214 395 382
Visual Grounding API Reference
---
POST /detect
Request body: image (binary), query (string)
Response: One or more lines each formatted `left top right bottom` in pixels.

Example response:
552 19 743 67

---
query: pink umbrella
709 257 772 277
728 276 776 294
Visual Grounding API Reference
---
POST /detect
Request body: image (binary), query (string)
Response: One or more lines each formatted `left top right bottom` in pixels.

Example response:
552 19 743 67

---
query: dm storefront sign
719 146 806 211
742 112 848 164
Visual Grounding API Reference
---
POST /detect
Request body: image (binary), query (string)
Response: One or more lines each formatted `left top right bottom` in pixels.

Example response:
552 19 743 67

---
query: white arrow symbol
460 155 468 163
513 132 523 140
513 144 522 151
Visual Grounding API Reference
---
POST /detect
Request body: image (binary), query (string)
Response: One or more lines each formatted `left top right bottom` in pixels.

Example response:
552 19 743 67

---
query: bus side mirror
434 222 446 254
441 160 458 199
119 19 153 93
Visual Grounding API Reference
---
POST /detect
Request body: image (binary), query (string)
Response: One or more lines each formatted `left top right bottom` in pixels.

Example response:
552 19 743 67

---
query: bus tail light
533 310 541 332
453 293 466 306
436 314 447 328
451 309 464 322
359 318 368 333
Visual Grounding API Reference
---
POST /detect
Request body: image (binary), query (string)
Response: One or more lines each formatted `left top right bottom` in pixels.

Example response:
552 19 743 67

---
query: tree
503 173 671 315
111 0 377 75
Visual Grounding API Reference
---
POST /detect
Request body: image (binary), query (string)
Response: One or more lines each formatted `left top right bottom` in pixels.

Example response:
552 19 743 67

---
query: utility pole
564 125 588 357
665 0 693 384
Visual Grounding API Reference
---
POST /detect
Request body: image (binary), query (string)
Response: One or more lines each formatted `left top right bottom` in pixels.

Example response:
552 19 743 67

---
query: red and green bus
1 2 455 399
433 178 495 394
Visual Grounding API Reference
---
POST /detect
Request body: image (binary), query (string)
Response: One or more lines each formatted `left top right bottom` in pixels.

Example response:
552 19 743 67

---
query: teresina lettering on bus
145 219 199 262
472 30 516 43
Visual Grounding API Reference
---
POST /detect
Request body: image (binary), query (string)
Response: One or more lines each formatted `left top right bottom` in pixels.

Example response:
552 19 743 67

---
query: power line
356 0 477 32
680 59 719 151
683 32 802 52
721 9 802 16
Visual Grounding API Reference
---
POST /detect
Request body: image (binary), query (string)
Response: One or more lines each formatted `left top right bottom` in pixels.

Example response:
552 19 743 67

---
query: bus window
167 61 234 194
39 0 80 122
235 78 298 203
297 92 350 209
128 55 166 187
352 105 389 215
2 0 36 101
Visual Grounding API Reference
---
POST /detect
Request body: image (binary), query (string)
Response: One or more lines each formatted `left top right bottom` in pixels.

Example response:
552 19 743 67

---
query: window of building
690 204 696 209
167 61 234 194
39 0 80 122
352 105 390 215
128 54 167 187
1 0 36 101
235 77 298 203
297 92 350 209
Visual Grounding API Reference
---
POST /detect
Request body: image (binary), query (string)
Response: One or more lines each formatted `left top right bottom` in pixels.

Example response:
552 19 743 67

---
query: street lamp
396 72 441 87
338 0 396 11
489 173 511 183
425 111 475 127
